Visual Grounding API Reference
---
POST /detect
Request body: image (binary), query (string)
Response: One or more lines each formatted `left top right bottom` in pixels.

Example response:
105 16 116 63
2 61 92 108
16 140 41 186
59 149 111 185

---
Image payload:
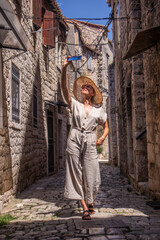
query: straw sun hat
73 76 103 106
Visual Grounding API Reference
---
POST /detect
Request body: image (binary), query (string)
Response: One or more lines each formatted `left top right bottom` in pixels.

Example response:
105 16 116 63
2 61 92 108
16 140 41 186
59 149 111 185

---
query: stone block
155 154 160 168
147 143 155 162
155 144 160 154
107 228 123 235
0 146 3 156
0 200 3 213
89 228 105 235
0 129 6 136
3 179 12 192
89 236 107 240
149 178 160 192
0 156 5 170
3 168 12 181
107 236 125 239
0 235 6 240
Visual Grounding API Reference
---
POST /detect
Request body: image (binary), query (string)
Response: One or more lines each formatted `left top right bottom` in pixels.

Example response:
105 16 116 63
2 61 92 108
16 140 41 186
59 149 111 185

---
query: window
33 85 38 128
33 0 42 28
74 27 79 51
88 53 92 70
12 64 20 123
32 0 56 47
58 42 61 65
74 49 81 69
43 10 56 47
55 36 62 67
106 53 109 76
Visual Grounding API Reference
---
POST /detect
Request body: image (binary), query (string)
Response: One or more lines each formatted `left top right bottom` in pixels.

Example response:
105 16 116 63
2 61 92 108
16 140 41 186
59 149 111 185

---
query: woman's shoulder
71 97 80 105
71 97 82 110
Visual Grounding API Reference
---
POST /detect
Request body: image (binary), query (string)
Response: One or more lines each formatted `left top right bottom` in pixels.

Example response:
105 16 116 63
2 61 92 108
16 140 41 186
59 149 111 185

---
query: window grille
12 64 20 123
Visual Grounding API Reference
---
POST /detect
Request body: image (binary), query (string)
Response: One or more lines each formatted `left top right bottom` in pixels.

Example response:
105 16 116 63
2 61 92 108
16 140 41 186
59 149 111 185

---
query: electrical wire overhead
24 14 133 21
65 17 129 21
77 15 113 70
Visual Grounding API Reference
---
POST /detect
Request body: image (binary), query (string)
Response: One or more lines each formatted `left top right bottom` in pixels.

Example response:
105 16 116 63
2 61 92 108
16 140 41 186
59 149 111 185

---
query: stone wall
144 44 160 196
0 49 3 128
108 64 117 164
108 0 160 198
141 0 160 198
0 0 68 210
131 55 147 183
108 0 147 179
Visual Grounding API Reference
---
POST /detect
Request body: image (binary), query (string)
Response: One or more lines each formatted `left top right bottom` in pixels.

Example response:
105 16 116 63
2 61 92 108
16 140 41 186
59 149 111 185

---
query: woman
61 59 109 220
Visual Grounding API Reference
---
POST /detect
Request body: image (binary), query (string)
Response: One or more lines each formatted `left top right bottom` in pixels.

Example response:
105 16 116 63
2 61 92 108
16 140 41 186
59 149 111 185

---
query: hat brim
73 76 103 106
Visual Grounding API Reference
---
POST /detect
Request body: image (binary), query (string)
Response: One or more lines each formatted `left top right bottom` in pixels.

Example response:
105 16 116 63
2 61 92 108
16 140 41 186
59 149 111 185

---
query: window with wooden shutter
12 64 20 123
43 10 56 47
33 0 42 27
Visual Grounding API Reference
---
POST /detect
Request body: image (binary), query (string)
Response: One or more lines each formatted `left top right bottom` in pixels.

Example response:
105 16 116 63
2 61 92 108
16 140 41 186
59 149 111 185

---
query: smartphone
67 56 82 61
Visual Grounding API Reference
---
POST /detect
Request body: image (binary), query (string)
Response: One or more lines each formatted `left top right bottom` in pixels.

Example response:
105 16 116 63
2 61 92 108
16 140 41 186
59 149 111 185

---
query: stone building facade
107 0 160 199
66 19 113 158
0 0 69 211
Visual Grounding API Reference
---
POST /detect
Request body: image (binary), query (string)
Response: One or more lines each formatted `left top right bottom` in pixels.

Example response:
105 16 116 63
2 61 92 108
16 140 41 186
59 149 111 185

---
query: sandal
82 210 91 220
88 204 95 215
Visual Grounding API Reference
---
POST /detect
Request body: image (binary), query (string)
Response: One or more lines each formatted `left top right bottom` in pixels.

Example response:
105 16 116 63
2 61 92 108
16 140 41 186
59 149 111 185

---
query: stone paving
1 162 160 240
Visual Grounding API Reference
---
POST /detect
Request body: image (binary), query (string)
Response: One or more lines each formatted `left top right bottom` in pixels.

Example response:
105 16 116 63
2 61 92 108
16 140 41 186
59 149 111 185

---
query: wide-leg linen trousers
64 137 101 204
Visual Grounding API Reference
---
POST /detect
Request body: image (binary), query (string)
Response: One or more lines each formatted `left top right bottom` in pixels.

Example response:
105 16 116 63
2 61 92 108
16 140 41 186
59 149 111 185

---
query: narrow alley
0 0 160 239
0 162 160 240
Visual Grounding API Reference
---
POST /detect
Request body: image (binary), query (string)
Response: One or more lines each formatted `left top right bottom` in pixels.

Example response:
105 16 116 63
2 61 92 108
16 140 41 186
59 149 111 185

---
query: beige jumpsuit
64 97 107 204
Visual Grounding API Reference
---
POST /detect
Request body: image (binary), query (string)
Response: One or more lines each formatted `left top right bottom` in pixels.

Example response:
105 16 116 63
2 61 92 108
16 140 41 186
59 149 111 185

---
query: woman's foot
88 204 95 215
82 210 91 220
80 200 91 220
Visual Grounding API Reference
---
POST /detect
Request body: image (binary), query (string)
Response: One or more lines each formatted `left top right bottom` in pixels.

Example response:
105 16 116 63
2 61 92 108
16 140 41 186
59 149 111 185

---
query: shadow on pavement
1 163 160 239
0 215 136 240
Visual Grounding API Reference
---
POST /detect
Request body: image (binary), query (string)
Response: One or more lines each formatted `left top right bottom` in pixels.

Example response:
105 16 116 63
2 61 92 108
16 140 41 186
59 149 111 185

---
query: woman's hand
63 57 71 68
96 121 109 146
96 136 105 146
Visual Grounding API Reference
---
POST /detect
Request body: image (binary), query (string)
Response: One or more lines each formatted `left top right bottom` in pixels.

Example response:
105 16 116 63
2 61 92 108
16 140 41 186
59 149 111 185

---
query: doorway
47 110 54 173
58 119 63 168
126 86 134 175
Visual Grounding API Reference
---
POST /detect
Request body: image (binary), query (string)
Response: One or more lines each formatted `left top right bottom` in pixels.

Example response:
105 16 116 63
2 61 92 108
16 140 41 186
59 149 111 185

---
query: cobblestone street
1 162 160 240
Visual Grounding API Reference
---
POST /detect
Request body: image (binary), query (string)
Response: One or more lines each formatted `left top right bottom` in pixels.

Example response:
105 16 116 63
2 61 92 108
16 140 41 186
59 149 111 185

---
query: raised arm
61 59 72 107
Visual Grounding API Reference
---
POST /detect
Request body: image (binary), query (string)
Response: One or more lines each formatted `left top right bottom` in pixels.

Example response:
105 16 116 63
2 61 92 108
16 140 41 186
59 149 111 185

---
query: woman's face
81 84 95 98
